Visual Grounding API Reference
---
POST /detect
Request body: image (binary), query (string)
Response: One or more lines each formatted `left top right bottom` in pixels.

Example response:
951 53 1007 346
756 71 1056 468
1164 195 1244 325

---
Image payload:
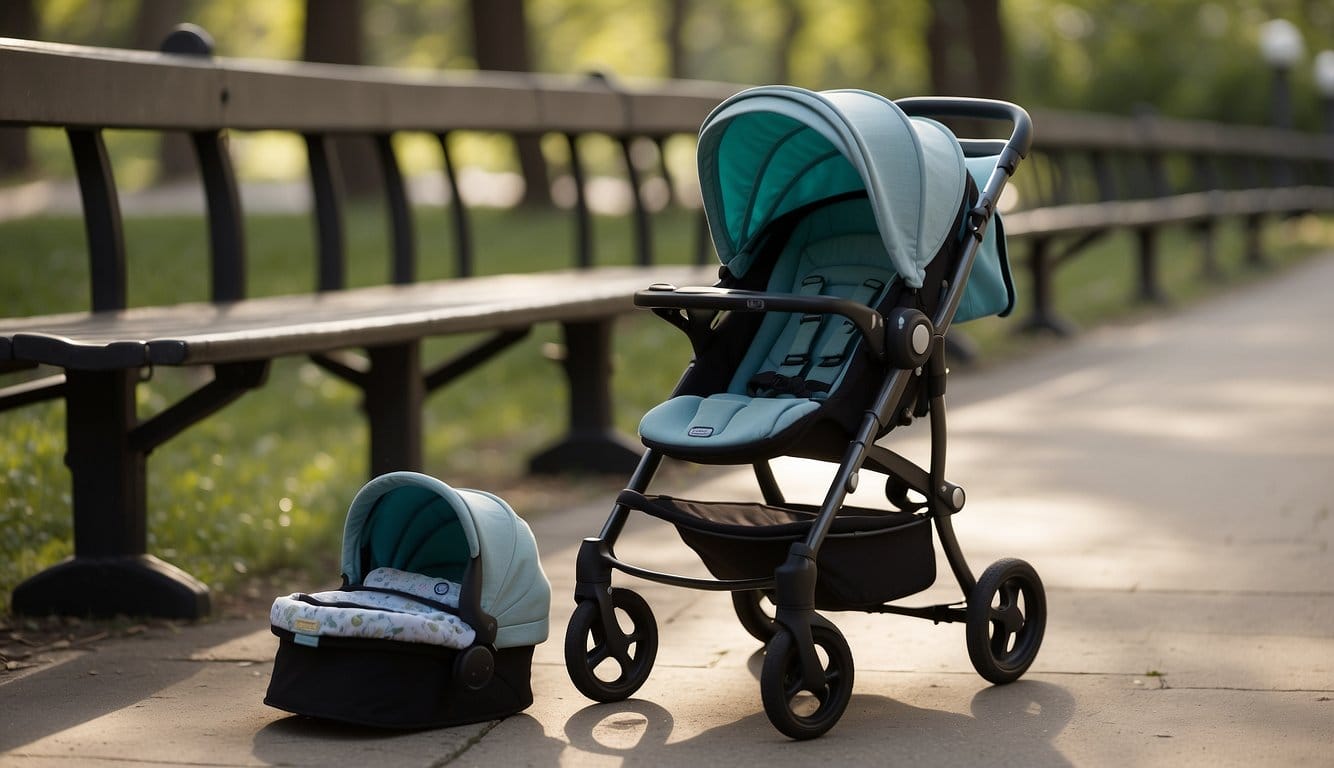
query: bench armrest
635 283 886 361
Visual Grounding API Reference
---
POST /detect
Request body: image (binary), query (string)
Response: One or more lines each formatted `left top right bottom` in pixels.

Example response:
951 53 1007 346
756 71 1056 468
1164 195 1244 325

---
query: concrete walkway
2 254 1332 767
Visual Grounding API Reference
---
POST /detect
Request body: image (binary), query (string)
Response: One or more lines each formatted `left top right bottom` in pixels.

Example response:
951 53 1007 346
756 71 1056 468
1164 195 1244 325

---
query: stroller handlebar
893 96 1034 340
894 96 1033 162
896 96 1031 247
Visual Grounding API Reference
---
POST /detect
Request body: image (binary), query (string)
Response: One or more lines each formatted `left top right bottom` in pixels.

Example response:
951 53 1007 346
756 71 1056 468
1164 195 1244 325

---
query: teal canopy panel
340 471 551 649
696 86 968 289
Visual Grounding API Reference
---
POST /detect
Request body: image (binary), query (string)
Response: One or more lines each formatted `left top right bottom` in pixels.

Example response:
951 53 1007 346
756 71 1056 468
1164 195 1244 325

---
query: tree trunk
0 0 36 178
864 0 892 89
774 0 801 84
963 0 1009 100
136 0 196 183
303 0 381 198
927 0 967 96
929 0 1010 100
468 0 551 207
666 0 688 80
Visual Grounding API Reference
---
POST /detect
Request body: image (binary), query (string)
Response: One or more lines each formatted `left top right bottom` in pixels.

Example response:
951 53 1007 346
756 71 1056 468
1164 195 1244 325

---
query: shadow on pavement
559 680 1075 766
0 620 261 753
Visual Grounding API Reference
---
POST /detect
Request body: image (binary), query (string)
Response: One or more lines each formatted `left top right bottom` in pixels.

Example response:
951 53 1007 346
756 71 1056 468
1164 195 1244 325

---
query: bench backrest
0 31 736 312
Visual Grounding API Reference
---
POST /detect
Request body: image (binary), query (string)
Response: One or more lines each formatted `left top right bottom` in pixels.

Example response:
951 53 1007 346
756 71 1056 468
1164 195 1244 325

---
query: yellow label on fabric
294 618 320 633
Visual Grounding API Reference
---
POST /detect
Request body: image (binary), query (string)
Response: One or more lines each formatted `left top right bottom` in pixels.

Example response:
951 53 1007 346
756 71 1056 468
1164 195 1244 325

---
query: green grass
0 205 1329 615
0 205 702 613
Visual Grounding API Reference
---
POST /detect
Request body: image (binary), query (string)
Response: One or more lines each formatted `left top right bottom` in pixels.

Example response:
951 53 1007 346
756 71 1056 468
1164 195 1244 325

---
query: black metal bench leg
528 319 641 475
11 369 209 619
1016 237 1077 336
364 342 425 476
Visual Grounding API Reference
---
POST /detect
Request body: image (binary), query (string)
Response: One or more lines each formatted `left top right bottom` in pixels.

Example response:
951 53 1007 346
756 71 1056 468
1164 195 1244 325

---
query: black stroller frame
566 97 1045 740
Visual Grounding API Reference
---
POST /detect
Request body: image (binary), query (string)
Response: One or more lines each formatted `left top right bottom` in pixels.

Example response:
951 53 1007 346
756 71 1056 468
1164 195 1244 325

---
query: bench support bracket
12 362 269 619
529 319 642 475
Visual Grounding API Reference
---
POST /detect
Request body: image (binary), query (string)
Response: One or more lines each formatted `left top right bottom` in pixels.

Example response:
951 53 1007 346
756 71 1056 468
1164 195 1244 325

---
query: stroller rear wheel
731 590 778 643
966 558 1046 684
760 623 854 740
565 587 658 702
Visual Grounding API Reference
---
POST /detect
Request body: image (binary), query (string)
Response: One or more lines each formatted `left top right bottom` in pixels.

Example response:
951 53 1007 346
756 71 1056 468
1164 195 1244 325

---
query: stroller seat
640 197 899 457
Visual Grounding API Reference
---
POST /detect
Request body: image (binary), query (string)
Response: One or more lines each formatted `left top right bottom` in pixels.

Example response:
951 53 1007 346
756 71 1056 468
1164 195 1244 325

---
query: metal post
1271 67 1296 187
11 370 210 618
1259 19 1303 185
364 343 425 475
1017 237 1075 335
528 320 641 474
1135 227 1167 304
1316 51 1334 185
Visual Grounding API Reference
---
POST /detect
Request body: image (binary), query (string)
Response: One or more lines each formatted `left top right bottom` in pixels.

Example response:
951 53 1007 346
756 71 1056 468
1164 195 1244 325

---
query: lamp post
1316 51 1334 132
1316 51 1334 185
1259 20 1304 191
1258 19 1304 130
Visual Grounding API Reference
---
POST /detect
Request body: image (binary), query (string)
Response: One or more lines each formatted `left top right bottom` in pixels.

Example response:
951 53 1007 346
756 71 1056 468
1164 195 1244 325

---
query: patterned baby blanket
270 567 475 649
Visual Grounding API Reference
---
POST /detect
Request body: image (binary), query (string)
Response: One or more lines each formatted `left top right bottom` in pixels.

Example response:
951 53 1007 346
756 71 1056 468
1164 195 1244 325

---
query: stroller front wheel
760 623 854 740
966 558 1046 684
565 587 658 702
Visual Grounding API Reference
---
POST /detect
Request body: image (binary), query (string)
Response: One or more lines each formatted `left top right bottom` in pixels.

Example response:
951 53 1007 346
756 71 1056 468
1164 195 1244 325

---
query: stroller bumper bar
636 284 889 362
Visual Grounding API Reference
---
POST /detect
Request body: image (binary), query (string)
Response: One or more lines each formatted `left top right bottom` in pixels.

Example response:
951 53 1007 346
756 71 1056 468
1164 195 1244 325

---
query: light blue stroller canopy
637 86 1015 457
696 85 1013 320
340 471 550 649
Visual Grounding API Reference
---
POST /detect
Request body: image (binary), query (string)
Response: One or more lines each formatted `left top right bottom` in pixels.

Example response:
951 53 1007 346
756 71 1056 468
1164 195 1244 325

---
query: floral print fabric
270 567 475 649
363 567 462 607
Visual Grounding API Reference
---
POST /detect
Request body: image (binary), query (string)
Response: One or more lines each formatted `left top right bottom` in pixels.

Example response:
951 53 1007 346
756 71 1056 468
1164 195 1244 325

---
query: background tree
0 0 37 179
8 0 1334 188
773 0 802 84
926 0 1009 98
666 0 689 79
469 0 551 207
135 0 195 182
303 0 381 198
966 0 1009 99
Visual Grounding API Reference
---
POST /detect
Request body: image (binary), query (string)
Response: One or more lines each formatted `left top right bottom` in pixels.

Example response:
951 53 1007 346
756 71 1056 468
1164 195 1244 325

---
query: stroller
563 87 1045 739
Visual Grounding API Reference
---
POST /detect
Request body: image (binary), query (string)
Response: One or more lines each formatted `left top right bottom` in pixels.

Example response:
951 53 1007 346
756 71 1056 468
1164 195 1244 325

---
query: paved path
2 254 1332 767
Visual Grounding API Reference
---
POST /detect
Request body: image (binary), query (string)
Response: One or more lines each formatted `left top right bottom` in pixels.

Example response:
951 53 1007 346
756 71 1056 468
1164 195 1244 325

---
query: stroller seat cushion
641 200 904 461
270 567 476 649
639 392 820 451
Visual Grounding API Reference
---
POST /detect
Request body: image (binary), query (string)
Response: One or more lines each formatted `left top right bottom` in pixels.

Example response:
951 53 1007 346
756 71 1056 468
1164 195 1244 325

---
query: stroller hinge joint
773 546 817 612
574 537 613 595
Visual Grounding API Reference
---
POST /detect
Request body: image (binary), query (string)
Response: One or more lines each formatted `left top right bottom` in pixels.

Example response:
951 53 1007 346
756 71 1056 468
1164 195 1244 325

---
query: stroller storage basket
619 490 935 610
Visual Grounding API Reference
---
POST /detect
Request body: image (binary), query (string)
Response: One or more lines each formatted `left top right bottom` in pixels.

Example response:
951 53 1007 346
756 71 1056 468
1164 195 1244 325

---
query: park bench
3 30 1331 619
1000 109 1334 334
0 30 723 618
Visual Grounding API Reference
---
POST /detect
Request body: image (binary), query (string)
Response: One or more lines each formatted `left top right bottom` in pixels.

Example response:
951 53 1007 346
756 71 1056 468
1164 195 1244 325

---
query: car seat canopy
697 86 968 289
340 472 551 649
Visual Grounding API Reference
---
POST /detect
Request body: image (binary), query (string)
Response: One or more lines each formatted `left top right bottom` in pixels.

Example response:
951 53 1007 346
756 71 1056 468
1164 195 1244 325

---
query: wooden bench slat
0 39 731 135
1005 187 1334 237
1 266 717 369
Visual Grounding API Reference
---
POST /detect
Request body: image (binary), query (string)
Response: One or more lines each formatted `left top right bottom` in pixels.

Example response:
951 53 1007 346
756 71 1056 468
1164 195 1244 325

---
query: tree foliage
21 1 1334 128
